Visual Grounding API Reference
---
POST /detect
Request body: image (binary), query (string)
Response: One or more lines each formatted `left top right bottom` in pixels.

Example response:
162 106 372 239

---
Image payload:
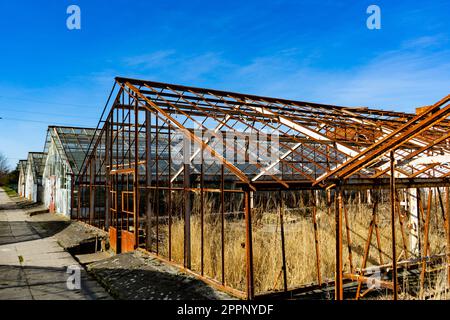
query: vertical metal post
89 160 95 225
420 189 432 297
109 112 114 229
408 188 419 257
437 187 448 235
168 119 172 261
105 120 110 230
374 205 383 265
390 150 398 300
120 103 125 232
417 189 424 254
70 173 74 219
156 115 159 254
278 190 288 292
335 187 343 300
356 195 379 300
395 190 409 260
343 203 354 273
77 176 81 220
200 150 204 275
221 165 225 285
184 163 191 269
145 109 152 251
245 188 255 300
134 99 139 248
446 186 450 287
116 105 120 232
311 190 322 286
327 189 332 216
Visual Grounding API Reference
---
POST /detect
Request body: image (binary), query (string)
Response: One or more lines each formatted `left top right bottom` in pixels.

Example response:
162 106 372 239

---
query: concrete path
0 188 111 300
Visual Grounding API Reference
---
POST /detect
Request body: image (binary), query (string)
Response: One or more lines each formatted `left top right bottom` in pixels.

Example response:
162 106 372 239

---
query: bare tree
0 152 10 183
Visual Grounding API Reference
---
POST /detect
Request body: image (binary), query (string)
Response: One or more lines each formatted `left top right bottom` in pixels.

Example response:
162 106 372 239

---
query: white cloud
123 50 176 69
213 44 450 112
99 39 450 113
401 34 448 49
119 51 232 84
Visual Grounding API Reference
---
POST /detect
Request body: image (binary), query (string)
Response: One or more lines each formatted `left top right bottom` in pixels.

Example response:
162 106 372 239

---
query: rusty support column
145 110 152 251
200 151 204 275
408 188 419 257
70 173 74 219
395 191 409 260
155 116 160 255
390 150 398 300
89 160 95 225
109 114 114 229
184 163 191 269
420 189 432 297
245 188 255 300
356 194 379 300
437 187 448 235
134 99 140 248
220 165 225 285
371 190 383 265
335 187 343 300
343 203 354 273
278 190 288 292
168 120 172 261
327 189 332 216
77 177 81 220
120 99 125 232
105 120 110 230
446 187 450 287
374 216 383 265
417 190 425 254
116 106 121 232
311 190 322 286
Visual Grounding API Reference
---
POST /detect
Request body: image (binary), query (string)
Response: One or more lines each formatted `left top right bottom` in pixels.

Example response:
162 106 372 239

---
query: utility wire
0 95 98 109
0 107 99 120
0 116 93 127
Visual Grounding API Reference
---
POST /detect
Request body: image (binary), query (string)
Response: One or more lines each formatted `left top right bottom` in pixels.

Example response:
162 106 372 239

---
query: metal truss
71 77 450 300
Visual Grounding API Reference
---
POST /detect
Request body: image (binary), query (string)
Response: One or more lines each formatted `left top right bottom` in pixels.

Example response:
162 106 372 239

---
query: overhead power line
0 116 93 127
0 107 99 120
0 95 98 109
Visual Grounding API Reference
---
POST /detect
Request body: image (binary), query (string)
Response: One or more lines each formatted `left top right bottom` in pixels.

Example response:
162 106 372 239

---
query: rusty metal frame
69 77 450 300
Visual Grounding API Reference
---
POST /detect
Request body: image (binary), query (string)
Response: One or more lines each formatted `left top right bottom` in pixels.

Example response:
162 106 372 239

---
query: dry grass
428 269 450 300
154 190 448 297
376 267 450 300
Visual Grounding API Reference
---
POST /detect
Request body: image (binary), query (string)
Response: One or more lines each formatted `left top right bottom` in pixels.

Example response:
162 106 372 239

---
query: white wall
25 162 37 202
18 166 26 197
42 142 72 218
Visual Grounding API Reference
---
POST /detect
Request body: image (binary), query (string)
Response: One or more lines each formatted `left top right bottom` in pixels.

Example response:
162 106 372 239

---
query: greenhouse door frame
109 168 137 253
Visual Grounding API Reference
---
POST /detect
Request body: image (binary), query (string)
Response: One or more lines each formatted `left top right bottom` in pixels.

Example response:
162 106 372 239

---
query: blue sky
1 0 450 168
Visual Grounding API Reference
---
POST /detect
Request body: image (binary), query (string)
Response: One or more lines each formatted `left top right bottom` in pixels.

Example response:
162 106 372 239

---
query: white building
17 160 27 197
24 152 46 202
42 126 97 218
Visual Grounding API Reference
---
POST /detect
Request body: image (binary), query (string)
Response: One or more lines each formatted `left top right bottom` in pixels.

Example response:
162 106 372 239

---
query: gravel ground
87 250 236 300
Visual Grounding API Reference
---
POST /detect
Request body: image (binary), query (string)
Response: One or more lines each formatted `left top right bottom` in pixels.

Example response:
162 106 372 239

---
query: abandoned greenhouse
67 77 450 300
42 126 97 217
24 152 46 203
17 159 27 197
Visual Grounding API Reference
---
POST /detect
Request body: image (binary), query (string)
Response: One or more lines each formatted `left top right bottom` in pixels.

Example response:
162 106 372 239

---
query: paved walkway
0 188 111 300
